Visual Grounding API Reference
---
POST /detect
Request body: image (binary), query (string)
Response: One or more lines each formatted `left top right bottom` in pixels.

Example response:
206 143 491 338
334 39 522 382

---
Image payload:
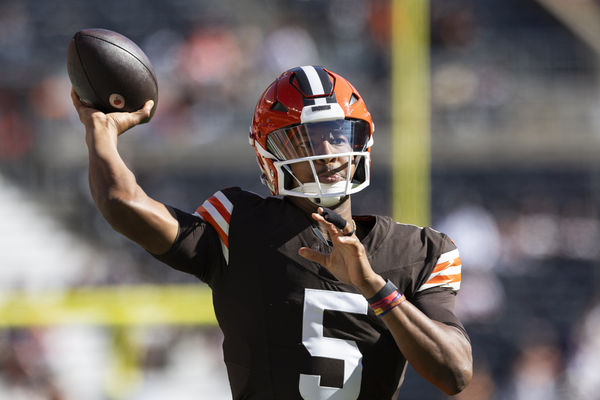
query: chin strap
309 196 344 208
295 181 350 207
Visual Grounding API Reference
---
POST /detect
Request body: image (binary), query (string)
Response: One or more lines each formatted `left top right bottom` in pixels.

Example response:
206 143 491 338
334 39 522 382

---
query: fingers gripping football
71 88 154 135
107 99 155 133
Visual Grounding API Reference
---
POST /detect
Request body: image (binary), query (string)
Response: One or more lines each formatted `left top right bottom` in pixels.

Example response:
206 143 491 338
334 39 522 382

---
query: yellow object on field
0 285 216 327
391 0 431 227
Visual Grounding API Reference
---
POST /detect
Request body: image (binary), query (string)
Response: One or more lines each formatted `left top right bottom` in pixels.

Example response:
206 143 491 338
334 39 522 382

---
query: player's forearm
85 126 178 253
86 127 141 218
354 273 472 394
383 301 472 395
85 126 155 243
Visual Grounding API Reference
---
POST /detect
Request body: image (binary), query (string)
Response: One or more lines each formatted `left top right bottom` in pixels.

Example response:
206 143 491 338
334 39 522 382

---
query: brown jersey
153 187 466 400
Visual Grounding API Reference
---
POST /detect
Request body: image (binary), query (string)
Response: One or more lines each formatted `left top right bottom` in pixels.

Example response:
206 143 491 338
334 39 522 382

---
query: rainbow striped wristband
367 280 406 317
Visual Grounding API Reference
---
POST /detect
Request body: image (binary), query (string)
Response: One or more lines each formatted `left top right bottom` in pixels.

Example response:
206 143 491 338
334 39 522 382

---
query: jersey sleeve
412 235 468 339
150 205 226 287
412 287 469 339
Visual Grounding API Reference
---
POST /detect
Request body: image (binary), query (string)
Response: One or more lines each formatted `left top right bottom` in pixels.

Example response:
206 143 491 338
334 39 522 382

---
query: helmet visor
266 119 370 160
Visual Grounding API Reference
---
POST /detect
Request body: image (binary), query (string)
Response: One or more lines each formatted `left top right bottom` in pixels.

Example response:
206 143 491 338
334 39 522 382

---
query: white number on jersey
299 289 369 400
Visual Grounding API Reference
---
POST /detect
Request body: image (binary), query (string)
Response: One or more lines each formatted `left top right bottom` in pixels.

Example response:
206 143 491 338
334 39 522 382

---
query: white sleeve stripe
195 206 230 265
418 281 461 292
436 248 460 265
220 242 229 264
213 190 233 214
417 247 462 292
428 265 462 279
201 201 230 238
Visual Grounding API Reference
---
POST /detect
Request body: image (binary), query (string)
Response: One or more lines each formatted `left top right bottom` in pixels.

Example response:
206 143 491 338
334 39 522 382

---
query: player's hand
298 208 385 297
71 88 154 137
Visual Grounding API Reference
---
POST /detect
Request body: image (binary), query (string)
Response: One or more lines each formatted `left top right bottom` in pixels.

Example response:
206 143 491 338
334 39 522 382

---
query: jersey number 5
299 289 369 400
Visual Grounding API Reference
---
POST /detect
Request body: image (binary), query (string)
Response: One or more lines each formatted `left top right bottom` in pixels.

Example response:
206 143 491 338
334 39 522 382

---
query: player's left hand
298 208 385 296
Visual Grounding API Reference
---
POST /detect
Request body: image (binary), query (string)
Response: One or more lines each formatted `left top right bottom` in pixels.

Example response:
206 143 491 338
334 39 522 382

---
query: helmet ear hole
270 100 288 112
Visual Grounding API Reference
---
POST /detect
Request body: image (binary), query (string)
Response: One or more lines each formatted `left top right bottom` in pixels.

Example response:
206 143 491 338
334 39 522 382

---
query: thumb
136 99 155 125
113 100 155 135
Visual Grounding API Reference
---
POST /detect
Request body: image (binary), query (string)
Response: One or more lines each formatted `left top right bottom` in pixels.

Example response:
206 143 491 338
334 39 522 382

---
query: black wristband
367 279 405 317
366 279 398 305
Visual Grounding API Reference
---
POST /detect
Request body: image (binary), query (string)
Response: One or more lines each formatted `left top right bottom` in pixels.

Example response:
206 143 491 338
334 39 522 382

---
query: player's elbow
440 360 473 395
439 327 473 395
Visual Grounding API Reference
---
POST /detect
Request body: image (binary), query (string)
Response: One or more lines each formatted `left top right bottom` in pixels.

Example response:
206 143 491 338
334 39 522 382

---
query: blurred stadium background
1 0 600 399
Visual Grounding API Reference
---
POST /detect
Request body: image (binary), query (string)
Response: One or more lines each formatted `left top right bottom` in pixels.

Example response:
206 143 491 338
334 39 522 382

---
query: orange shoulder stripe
207 195 231 222
432 257 462 273
196 207 229 248
426 273 461 285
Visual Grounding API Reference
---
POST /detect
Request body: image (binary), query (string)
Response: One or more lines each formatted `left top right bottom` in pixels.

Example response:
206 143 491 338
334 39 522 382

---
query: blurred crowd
1 0 600 399
432 186 600 400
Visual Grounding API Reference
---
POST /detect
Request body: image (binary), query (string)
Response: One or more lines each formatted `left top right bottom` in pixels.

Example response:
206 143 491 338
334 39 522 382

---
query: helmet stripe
300 65 326 96
314 67 334 97
294 66 338 106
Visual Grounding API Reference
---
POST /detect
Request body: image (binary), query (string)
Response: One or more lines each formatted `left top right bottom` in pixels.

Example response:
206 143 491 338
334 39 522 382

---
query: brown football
67 28 158 117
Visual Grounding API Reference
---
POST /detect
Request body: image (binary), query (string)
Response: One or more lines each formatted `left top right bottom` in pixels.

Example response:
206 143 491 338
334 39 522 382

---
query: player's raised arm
71 89 178 254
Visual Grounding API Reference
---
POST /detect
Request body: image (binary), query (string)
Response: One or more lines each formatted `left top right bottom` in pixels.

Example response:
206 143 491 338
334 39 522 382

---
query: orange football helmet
249 66 374 206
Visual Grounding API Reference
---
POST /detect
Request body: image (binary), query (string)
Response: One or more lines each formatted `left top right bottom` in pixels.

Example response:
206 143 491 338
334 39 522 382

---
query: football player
71 65 472 399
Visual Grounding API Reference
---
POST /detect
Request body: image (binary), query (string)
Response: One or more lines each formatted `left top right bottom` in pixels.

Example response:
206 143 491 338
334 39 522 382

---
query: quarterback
71 65 472 399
